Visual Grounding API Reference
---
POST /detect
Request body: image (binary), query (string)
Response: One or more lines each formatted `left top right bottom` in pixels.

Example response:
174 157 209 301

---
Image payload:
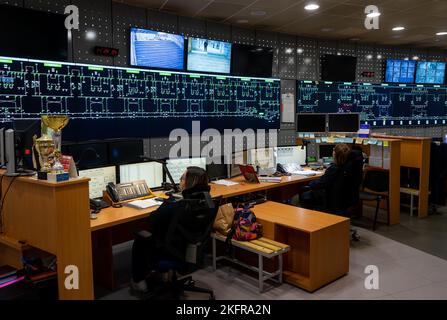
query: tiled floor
100 226 447 300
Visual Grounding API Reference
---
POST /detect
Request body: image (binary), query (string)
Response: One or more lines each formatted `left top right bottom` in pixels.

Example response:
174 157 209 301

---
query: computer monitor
328 113 360 133
297 114 326 133
78 166 116 199
276 146 307 166
248 148 275 169
0 128 5 167
65 141 109 170
13 120 41 170
130 28 185 71
108 139 144 165
319 144 336 159
415 61 446 84
385 59 416 83
206 163 228 181
166 157 207 184
119 161 164 189
187 37 232 74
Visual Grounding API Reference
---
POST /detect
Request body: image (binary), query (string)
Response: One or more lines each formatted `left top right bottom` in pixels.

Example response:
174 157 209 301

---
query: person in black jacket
130 166 210 293
294 144 351 209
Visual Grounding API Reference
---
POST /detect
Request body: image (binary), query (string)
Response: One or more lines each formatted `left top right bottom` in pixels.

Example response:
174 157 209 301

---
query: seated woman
292 144 351 209
130 166 210 293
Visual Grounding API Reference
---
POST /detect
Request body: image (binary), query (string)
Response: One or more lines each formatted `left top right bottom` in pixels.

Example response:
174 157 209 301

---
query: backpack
227 205 263 241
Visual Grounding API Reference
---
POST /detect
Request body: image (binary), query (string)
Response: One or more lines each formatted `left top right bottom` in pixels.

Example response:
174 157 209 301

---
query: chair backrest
363 169 389 193
164 193 222 263
326 149 364 214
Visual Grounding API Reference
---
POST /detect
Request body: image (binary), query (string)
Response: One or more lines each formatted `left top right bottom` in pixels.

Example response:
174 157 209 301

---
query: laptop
238 165 260 184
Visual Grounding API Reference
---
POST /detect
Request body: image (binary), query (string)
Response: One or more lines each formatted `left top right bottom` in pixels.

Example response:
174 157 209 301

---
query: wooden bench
400 187 431 217
211 233 290 293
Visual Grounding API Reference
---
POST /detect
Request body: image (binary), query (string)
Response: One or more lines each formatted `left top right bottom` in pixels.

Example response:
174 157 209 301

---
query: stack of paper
258 176 282 183
211 180 239 186
291 170 319 176
126 198 163 209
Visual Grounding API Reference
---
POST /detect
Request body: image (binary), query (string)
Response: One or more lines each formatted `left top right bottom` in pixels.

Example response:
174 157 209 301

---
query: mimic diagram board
0 57 280 140
297 80 447 127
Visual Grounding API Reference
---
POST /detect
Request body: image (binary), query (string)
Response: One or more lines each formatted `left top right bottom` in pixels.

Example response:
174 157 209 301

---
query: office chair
297 149 364 240
134 193 222 300
359 168 390 231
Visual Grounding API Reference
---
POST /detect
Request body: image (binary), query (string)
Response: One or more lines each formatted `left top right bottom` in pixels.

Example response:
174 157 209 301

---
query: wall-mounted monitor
231 44 273 77
328 113 360 133
385 59 416 83
297 114 326 133
0 4 68 61
415 61 446 84
321 54 357 82
130 28 185 70
187 37 232 74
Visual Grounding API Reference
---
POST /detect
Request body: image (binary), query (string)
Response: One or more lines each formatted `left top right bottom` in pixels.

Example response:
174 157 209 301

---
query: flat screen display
328 113 360 132
297 114 326 133
130 28 185 70
119 162 164 189
231 44 273 77
187 37 232 74
416 61 446 84
321 54 357 82
385 59 416 83
0 5 67 61
78 166 116 199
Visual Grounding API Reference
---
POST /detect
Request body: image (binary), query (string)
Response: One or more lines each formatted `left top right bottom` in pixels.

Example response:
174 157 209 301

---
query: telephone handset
106 182 120 203
106 180 154 204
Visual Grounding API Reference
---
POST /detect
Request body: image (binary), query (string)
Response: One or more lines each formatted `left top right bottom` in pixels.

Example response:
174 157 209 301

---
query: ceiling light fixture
436 32 447 36
251 10 266 16
366 12 381 18
412 56 419 60
392 26 405 31
86 30 97 41
377 54 382 59
366 54 373 60
304 3 320 11
297 48 304 54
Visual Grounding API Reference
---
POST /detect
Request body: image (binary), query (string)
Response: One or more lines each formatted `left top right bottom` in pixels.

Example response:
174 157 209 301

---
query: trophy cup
33 134 55 174
41 115 70 173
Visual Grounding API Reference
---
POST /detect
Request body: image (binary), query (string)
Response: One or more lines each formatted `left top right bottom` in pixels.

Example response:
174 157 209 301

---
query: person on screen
291 144 351 208
130 166 211 293
204 40 208 53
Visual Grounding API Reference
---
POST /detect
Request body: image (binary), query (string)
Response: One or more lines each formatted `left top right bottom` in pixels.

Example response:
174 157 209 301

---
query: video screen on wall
385 59 416 83
187 37 232 74
415 61 446 84
130 28 185 70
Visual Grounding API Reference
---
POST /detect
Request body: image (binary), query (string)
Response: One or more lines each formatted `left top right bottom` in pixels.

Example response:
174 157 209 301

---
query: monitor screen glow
385 60 416 83
166 157 207 184
416 61 446 84
187 37 232 74
119 162 164 189
79 166 116 199
130 28 185 70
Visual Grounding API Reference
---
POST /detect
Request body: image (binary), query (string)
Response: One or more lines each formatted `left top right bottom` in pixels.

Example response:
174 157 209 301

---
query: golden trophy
33 134 55 173
41 115 70 173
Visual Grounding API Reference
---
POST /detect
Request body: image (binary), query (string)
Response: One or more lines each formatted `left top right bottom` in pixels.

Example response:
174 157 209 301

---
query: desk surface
91 173 322 231
252 201 348 233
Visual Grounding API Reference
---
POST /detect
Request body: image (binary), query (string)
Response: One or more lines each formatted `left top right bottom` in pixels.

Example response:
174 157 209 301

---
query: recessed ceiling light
304 3 320 11
251 10 266 16
337 52 341 56
377 54 382 59
285 48 293 54
366 54 373 60
297 48 304 54
392 26 405 31
412 56 419 60
86 30 97 41
237 19 248 24
436 32 447 36
366 12 381 18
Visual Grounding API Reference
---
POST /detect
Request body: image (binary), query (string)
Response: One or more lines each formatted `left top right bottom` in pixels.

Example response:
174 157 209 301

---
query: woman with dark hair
131 166 210 293
293 144 352 208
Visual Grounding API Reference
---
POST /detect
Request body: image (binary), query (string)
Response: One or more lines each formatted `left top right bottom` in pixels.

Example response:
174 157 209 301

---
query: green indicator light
160 72 172 76
241 78 251 81
344 82 352 85
0 59 13 64
88 67 103 71
126 69 140 74
264 79 274 83
44 63 62 68
216 76 226 80
189 74 201 78
303 80 313 83
324 81 333 84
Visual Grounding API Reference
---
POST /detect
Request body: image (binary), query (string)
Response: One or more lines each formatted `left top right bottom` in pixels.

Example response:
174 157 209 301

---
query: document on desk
291 170 319 176
126 199 162 209
211 180 239 186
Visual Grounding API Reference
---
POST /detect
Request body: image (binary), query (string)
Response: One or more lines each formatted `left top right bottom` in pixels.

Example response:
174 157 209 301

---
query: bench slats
212 233 289 255
255 237 290 250
250 239 284 252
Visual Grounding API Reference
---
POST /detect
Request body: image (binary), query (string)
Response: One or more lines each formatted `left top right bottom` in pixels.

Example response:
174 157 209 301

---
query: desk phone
106 180 154 203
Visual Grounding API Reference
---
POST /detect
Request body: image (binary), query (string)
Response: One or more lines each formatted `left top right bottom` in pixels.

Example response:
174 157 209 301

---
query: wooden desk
252 202 350 292
372 134 431 218
0 172 93 300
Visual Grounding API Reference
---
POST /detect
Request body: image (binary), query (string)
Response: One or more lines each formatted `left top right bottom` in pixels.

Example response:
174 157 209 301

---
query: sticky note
383 141 389 147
